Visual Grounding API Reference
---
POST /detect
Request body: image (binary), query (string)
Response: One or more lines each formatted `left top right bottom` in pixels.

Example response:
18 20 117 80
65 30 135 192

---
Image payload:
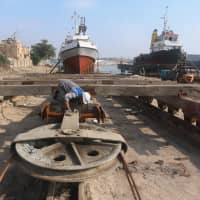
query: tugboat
119 7 186 76
59 13 98 74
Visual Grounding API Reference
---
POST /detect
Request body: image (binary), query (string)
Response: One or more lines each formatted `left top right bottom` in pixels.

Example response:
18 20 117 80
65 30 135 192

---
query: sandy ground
0 96 48 200
91 96 200 200
0 65 54 79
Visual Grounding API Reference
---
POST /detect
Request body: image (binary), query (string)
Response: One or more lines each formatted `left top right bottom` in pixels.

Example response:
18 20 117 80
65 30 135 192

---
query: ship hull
118 49 186 76
132 49 186 76
134 49 185 66
63 55 95 73
60 47 97 74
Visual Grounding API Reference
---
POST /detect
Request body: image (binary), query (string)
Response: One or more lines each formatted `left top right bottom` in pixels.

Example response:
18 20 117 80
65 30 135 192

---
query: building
0 37 32 68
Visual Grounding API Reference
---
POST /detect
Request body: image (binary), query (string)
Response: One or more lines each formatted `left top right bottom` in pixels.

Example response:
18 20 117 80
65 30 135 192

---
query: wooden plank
1 73 126 81
0 85 54 96
92 84 200 98
0 78 174 86
0 84 199 97
78 182 87 200
46 182 56 200
0 80 98 85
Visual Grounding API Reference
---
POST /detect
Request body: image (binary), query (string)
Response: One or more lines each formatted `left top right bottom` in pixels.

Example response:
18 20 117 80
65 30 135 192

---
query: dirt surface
0 96 48 200
0 65 54 79
92 96 200 200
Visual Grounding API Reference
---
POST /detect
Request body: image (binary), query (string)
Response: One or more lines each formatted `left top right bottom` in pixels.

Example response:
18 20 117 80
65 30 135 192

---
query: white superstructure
150 7 182 53
151 31 182 52
59 15 97 60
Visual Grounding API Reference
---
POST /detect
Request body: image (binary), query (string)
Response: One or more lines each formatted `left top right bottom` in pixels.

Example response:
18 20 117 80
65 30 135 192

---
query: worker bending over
54 79 91 112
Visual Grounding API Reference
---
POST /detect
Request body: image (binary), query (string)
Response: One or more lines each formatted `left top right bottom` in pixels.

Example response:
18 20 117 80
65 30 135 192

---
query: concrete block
61 110 79 133
0 96 4 102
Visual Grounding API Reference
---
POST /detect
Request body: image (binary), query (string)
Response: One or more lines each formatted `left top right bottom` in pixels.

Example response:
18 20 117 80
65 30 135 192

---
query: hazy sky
0 0 200 58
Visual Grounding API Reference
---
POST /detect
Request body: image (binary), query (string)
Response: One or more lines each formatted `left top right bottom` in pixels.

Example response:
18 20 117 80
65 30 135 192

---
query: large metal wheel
15 140 121 171
13 124 125 182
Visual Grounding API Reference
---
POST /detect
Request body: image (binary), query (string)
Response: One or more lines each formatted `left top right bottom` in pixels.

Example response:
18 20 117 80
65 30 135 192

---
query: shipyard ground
0 96 199 199
0 67 200 200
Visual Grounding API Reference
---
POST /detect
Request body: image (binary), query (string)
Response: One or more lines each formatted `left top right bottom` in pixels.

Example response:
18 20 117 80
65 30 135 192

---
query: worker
53 79 91 112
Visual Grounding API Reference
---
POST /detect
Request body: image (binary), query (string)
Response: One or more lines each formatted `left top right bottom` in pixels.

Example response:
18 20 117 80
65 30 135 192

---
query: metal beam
156 96 200 118
0 84 199 97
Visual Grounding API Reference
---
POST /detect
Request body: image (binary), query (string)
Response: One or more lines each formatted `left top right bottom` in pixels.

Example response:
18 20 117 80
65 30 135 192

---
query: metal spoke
70 142 85 166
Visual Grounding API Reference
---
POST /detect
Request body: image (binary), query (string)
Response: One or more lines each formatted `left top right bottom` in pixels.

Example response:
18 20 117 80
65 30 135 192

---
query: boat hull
60 47 97 74
134 49 185 66
132 49 186 76
118 49 187 76
63 55 95 74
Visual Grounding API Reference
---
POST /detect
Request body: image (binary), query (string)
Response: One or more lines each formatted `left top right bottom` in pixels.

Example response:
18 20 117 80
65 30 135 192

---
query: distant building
0 37 32 68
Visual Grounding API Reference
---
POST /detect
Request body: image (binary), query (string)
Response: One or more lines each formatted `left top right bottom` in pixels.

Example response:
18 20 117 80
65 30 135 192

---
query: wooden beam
0 84 199 97
1 73 126 81
92 84 200 98
0 78 173 86
0 85 54 96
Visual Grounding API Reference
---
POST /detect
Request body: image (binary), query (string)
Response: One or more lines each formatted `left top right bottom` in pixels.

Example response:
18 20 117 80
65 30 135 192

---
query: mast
72 11 79 35
79 17 87 35
161 6 168 33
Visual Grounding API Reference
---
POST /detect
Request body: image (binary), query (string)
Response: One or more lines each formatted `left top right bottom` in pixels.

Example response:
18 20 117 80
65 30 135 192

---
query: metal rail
118 152 142 200
0 156 13 183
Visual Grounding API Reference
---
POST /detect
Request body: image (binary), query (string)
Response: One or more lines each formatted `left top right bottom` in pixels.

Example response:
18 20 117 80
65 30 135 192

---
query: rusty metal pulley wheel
12 124 127 182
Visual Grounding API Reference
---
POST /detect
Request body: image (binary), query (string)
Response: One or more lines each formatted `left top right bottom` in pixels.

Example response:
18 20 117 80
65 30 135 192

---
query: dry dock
0 72 200 200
